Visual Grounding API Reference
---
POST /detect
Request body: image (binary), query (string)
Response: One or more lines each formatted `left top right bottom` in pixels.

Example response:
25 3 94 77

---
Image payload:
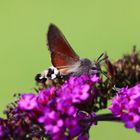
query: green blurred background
0 0 140 139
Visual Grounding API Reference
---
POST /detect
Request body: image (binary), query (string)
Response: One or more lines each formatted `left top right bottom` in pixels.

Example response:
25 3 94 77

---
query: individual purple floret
109 84 140 132
18 93 37 110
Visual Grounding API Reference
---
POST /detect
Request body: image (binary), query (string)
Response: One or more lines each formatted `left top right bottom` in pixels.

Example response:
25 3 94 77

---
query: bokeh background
0 0 140 139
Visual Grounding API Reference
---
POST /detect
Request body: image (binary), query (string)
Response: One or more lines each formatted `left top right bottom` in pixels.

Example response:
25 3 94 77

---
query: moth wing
47 24 80 68
51 52 78 68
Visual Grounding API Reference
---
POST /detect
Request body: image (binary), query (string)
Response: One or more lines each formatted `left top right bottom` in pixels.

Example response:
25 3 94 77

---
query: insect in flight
36 24 107 83
46 24 107 76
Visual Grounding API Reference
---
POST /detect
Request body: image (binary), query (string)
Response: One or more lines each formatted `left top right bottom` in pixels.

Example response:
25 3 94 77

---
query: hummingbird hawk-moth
47 24 106 76
35 24 107 85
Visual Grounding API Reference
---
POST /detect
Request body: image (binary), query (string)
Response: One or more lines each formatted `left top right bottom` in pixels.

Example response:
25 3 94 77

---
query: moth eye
92 66 97 70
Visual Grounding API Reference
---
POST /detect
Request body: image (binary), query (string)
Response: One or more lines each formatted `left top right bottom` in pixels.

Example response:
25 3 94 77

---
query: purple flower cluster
109 84 140 132
17 74 99 140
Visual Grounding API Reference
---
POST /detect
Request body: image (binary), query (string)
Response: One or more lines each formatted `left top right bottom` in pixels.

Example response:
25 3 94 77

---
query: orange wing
47 24 80 68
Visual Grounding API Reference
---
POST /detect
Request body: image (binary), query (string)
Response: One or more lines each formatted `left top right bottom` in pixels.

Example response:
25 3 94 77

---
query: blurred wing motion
47 24 80 74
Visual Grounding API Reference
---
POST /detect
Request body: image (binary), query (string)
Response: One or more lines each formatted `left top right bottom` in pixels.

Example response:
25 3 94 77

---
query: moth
36 24 107 86
46 24 106 77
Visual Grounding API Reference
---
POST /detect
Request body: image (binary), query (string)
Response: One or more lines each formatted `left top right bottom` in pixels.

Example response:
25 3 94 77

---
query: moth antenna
96 53 108 64
98 55 108 64
96 53 105 62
